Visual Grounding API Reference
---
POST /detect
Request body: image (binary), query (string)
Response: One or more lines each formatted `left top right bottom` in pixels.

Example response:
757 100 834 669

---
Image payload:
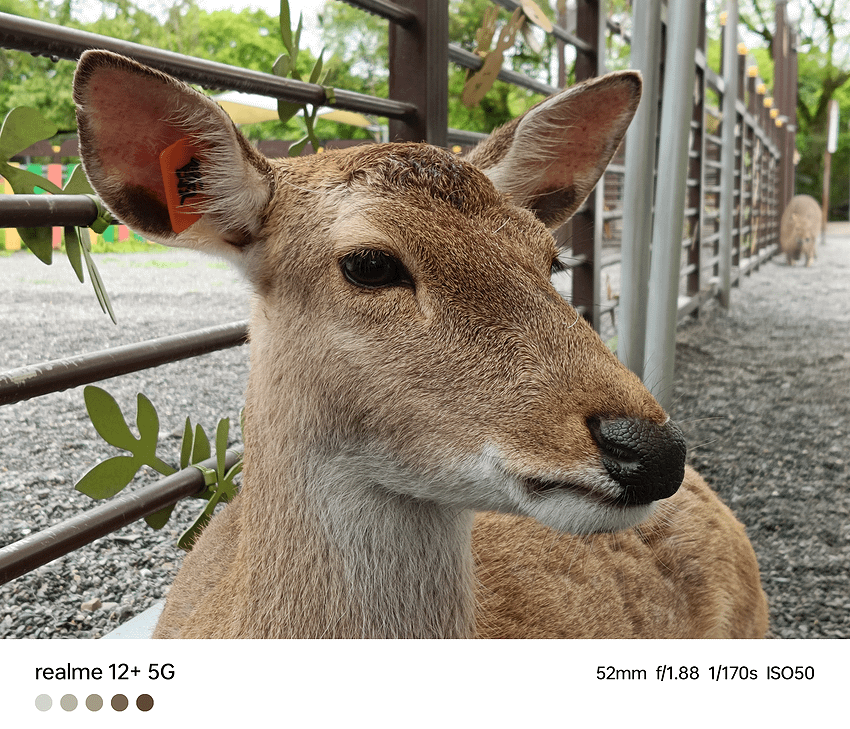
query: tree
739 0 850 214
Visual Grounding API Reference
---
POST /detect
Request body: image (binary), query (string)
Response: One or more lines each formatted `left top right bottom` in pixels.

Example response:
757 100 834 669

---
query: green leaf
288 135 310 157
177 485 226 550
224 459 244 484
17 226 54 265
215 419 229 481
61 163 94 195
81 235 117 324
0 162 62 195
75 455 140 499
277 98 302 124
64 227 85 283
145 504 175 530
309 50 325 85
136 392 160 442
177 510 211 550
279 0 292 55
136 393 177 476
192 424 211 463
292 12 303 62
272 52 292 78
0 107 57 159
84 386 137 451
180 417 193 470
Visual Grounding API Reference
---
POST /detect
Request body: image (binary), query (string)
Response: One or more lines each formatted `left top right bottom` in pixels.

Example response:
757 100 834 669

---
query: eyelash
551 254 567 276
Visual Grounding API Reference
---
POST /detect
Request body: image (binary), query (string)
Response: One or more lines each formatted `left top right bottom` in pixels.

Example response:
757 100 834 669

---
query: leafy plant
273 0 332 156
76 385 243 549
0 106 116 322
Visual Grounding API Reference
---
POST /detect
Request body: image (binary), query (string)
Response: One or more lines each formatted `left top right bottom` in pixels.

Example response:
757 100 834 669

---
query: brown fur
73 51 768 639
780 194 822 266
474 466 767 638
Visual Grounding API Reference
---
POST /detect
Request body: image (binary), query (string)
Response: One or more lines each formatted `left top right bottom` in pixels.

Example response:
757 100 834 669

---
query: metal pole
0 449 242 584
0 12 414 121
617 0 662 378
0 321 248 406
643 0 700 409
572 0 603 329
719 0 739 309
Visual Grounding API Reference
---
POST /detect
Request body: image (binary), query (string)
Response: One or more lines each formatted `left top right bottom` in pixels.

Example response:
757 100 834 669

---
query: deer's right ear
464 71 641 230
73 50 273 264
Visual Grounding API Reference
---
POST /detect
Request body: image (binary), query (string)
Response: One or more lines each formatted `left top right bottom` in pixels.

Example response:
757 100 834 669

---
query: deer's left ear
73 50 274 264
464 71 641 229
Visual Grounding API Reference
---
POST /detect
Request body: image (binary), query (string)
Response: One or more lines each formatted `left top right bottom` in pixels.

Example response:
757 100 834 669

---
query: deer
73 50 768 639
780 194 822 267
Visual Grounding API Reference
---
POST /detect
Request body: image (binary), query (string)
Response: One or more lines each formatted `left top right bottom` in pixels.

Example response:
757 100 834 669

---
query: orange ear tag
159 137 205 233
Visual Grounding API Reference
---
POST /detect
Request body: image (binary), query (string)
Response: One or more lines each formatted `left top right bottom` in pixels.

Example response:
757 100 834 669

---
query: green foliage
273 0 331 156
0 107 115 320
738 0 850 216
76 386 243 548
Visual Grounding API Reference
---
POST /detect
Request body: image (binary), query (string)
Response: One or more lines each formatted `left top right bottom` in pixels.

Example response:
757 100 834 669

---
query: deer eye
340 250 412 289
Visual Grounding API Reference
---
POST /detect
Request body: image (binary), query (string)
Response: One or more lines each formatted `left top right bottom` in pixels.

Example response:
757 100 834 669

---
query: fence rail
0 11 415 120
0 321 248 407
0 449 242 584
0 194 106 228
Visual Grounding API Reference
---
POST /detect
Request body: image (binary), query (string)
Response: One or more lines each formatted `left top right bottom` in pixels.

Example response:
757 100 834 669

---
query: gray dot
35 694 52 712
60 694 78 711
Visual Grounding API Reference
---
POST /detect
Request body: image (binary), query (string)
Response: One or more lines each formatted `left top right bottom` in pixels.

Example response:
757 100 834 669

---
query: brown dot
136 694 154 712
86 694 103 711
111 694 129 711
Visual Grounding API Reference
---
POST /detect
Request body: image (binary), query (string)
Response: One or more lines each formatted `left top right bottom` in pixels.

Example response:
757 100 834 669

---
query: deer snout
587 416 686 505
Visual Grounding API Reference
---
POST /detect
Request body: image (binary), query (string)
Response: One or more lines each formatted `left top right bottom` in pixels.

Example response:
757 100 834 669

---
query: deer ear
73 50 274 264
464 71 641 229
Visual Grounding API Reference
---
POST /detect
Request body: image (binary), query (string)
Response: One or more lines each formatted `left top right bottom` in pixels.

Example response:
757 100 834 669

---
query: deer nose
587 416 687 505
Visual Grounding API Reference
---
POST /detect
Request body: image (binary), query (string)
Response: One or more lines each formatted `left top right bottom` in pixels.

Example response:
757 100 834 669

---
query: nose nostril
587 416 687 505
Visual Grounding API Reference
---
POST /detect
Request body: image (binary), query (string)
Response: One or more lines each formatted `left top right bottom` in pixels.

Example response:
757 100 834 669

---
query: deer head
73 50 685 539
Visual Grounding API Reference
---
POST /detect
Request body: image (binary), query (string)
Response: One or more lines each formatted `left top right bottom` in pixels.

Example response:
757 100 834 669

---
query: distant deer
780 194 822 267
74 50 768 638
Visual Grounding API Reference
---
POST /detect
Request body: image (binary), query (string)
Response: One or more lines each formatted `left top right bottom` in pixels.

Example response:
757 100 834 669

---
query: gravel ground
1 249 252 638
669 226 850 639
1 230 848 639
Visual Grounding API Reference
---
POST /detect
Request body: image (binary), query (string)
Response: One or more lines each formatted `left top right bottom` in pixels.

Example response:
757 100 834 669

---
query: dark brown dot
137 694 154 712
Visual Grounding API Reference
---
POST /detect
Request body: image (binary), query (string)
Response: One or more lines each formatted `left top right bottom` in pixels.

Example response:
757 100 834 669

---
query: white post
617 0 662 378
642 0 701 409
719 0 739 309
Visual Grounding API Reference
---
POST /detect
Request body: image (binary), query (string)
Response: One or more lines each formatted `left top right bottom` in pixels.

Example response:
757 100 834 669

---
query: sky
75 0 325 54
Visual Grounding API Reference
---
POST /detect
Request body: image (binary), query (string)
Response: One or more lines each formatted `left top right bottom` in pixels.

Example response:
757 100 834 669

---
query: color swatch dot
111 694 129 712
35 694 52 712
86 694 103 712
137 694 154 712
60 694 78 711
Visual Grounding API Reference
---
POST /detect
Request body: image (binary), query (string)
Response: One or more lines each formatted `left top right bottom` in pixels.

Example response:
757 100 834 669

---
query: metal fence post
388 0 448 145
719 0 739 309
571 0 604 329
617 0 662 378
643 0 701 409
